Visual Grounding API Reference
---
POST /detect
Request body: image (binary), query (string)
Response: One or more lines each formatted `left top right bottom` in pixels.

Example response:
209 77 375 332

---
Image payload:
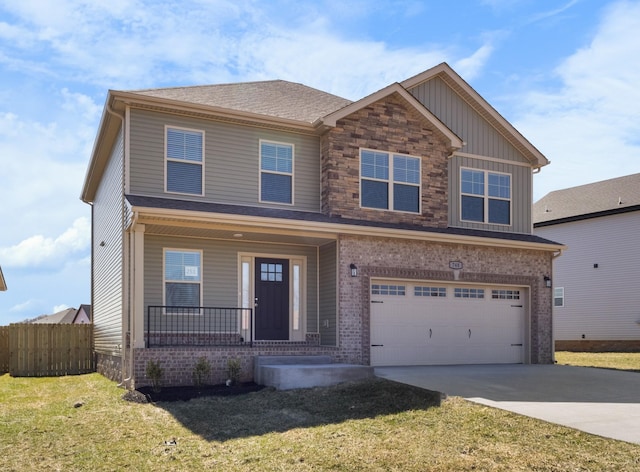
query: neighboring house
30 305 91 324
73 304 92 324
81 62 563 388
0 265 6 291
31 307 78 324
534 173 640 352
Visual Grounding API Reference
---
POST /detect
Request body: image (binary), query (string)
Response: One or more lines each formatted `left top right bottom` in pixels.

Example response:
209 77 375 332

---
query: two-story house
81 63 563 388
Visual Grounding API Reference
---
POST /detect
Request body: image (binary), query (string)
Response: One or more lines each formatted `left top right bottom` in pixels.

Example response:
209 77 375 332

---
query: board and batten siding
143 235 319 333
448 155 532 233
318 242 337 346
535 212 640 341
128 109 322 212
408 77 530 163
92 128 125 354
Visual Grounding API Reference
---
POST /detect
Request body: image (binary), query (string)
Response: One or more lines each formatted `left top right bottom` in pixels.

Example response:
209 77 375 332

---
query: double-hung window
164 249 202 308
260 140 293 204
461 168 511 225
165 127 204 195
360 149 421 213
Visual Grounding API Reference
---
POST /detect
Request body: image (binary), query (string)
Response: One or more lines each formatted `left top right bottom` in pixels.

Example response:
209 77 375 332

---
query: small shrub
226 358 242 386
192 357 211 386
145 360 164 393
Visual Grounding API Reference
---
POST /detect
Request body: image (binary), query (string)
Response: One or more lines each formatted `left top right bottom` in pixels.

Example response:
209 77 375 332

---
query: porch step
254 355 374 390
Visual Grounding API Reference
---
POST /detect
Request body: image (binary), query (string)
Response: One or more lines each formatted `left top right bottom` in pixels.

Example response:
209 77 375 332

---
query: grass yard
555 351 640 371
1 373 639 471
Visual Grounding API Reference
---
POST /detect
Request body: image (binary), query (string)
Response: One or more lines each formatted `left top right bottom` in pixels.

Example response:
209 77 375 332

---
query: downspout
104 100 130 387
550 249 563 363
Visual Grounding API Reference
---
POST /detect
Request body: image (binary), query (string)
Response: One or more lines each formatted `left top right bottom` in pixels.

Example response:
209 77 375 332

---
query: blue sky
1 0 639 324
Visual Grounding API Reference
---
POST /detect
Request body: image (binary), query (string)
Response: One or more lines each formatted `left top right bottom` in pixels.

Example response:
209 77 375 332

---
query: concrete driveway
375 364 640 444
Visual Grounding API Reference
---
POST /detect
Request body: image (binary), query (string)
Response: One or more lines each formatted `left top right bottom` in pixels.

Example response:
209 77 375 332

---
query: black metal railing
146 306 253 347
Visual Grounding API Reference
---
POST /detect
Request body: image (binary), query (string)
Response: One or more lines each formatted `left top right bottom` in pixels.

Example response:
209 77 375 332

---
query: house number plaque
449 261 463 270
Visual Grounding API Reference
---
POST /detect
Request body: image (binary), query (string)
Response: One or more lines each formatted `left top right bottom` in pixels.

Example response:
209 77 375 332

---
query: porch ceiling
141 221 337 247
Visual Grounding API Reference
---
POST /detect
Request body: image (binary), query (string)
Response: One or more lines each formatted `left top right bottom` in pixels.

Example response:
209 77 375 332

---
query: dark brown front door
255 258 289 340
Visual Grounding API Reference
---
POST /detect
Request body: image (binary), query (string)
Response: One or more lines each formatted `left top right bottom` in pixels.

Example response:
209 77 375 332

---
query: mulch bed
122 382 265 403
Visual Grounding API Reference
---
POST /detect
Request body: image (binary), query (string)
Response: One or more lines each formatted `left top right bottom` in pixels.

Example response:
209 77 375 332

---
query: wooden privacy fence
0 324 94 377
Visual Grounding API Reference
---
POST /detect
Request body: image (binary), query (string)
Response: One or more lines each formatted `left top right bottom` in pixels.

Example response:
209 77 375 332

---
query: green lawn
555 351 640 371
1 373 639 471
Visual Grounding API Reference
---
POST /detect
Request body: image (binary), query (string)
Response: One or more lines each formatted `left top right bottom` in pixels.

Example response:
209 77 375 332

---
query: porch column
132 223 145 348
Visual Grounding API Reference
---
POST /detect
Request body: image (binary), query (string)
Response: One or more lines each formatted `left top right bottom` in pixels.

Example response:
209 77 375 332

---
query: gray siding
144 235 318 332
449 156 532 233
93 128 125 354
408 77 529 163
129 109 321 212
535 213 640 341
319 242 337 346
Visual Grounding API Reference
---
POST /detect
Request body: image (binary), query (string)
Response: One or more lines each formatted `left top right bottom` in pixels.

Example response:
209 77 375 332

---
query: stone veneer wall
320 92 450 226
96 352 122 383
336 235 555 365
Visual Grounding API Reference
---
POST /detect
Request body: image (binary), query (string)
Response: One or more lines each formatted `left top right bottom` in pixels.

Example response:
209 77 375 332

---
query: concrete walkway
375 364 640 445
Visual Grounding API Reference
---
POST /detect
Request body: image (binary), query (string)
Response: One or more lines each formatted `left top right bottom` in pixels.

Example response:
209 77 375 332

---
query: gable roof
73 304 92 323
402 63 549 168
0 265 6 291
321 82 463 152
534 173 640 226
31 307 78 324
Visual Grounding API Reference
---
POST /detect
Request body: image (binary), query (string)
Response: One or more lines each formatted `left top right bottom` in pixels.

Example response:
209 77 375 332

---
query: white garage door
370 280 526 366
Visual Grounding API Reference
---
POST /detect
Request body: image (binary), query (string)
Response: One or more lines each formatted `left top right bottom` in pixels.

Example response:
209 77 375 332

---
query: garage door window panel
371 284 406 296
415 286 447 297
492 289 520 300
454 287 485 299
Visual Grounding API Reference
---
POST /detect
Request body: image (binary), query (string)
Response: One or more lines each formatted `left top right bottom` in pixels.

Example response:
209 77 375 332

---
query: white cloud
0 217 90 268
10 299 38 312
53 304 70 313
516 0 640 199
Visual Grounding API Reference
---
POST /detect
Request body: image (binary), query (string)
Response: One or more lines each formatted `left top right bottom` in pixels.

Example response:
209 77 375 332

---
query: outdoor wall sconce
543 275 552 288
350 263 358 277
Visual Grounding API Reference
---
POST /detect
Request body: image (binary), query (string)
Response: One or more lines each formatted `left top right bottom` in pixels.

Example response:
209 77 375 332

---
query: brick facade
321 92 450 226
336 235 554 365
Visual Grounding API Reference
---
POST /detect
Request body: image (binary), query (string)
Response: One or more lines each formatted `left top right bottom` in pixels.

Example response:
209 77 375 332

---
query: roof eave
131 205 565 252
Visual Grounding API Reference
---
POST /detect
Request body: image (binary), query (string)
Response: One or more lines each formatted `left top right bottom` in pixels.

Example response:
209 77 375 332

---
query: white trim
452 151 532 168
258 139 295 206
162 248 204 309
164 125 205 197
460 167 513 227
554 287 565 308
124 106 131 194
238 252 307 341
359 148 422 214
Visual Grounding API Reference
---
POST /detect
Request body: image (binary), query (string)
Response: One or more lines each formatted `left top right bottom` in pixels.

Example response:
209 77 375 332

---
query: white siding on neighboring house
535 212 640 341
128 109 322 212
92 128 125 354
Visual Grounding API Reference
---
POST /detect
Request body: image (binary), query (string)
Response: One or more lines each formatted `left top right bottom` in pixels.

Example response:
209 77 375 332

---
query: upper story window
461 168 511 225
360 149 421 213
165 127 204 195
164 249 202 307
260 140 293 204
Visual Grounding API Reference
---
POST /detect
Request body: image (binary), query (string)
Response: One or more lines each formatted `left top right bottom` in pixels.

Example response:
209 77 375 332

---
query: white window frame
164 125 205 196
360 148 422 214
554 287 565 307
460 167 512 226
259 139 295 205
163 248 203 311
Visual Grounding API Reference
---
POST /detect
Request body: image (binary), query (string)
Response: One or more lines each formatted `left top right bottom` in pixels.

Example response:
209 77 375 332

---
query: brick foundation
556 340 640 353
133 344 338 388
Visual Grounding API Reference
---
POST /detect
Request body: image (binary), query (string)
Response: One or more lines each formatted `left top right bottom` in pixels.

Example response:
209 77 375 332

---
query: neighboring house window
164 249 202 307
460 168 511 225
360 149 421 213
554 287 564 307
260 140 293 204
165 127 204 195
